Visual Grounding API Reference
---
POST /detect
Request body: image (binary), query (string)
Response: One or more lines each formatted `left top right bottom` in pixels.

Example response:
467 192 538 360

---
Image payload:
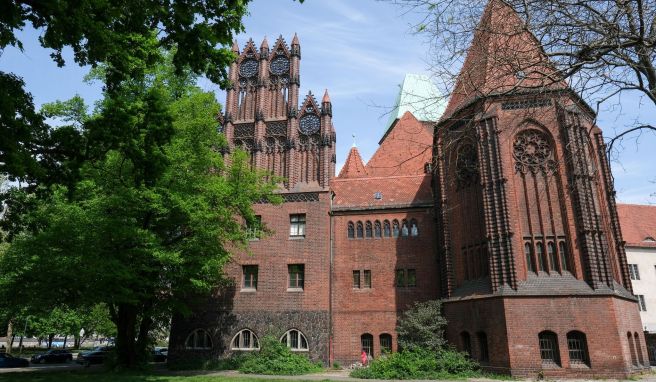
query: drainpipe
328 190 335 366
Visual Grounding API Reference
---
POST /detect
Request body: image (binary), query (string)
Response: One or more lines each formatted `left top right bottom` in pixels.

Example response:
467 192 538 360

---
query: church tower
433 0 648 377
224 35 336 191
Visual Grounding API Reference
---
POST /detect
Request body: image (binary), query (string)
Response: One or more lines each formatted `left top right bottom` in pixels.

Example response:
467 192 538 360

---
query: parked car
76 346 114 365
0 353 29 368
151 348 167 363
30 349 73 364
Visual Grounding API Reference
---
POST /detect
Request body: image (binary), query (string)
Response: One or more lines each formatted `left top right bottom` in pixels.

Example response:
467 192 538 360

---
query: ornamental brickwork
169 3 648 377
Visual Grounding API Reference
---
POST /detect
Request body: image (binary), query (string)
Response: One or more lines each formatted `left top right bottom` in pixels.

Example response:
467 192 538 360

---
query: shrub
396 300 447 352
168 353 249 371
238 336 323 375
350 348 480 380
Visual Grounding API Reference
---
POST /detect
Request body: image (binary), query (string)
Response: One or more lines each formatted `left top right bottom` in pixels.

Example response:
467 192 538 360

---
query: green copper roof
385 74 445 131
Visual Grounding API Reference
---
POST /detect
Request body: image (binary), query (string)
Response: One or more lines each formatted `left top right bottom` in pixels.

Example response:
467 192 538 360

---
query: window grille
539 331 560 365
361 334 374 356
566 331 589 365
380 334 392 353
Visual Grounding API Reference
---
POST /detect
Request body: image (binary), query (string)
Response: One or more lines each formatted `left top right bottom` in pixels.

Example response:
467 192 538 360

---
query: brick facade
169 4 650 377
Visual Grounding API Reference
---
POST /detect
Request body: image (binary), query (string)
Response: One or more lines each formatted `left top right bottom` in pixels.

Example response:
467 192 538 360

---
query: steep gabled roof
617 204 656 248
366 111 433 177
338 146 367 178
442 0 567 121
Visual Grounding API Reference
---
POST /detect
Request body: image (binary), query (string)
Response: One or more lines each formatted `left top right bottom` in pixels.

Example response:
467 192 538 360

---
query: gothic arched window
547 242 557 272
383 220 391 237
374 220 382 238
536 242 546 271
410 219 419 237
401 220 409 237
280 329 309 351
231 329 260 351
356 221 364 238
392 220 400 238
347 222 355 239
525 242 536 273
559 241 569 271
365 221 373 238
185 329 212 350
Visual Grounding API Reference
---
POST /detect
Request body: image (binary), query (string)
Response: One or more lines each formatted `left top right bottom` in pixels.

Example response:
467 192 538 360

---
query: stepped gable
331 174 432 210
617 204 656 247
365 111 433 177
338 146 367 179
442 0 567 121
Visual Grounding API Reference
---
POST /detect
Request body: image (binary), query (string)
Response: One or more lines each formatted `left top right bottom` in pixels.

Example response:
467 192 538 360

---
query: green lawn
0 371 322 382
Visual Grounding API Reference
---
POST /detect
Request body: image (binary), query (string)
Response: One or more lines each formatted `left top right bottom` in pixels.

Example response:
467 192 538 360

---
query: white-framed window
243 265 258 290
638 295 647 311
629 264 640 280
280 329 309 351
290 214 306 237
185 329 213 350
231 329 260 351
288 264 305 289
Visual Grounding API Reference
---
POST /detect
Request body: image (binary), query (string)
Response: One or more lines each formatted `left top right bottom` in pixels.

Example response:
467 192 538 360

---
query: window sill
353 288 373 291
287 288 304 292
241 288 257 293
290 348 309 352
569 362 590 369
248 238 259 242
289 236 305 240
231 348 259 351
540 362 561 369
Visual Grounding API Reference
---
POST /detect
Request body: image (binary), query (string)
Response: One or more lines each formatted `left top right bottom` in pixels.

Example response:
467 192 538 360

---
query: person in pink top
361 349 368 365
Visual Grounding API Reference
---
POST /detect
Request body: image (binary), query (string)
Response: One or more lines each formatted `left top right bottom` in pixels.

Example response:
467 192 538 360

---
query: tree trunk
115 303 138 368
63 335 67 349
74 334 80 349
6 321 12 354
48 334 54 349
18 335 23 349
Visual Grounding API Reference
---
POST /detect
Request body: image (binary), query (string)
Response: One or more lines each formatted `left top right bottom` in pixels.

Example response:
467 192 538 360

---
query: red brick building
170 1 649 377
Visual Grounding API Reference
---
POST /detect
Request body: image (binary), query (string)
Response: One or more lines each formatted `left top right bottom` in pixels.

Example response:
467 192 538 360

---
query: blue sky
1 0 654 204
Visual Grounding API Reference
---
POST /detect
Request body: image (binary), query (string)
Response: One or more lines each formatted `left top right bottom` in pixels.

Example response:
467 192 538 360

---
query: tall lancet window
513 127 570 275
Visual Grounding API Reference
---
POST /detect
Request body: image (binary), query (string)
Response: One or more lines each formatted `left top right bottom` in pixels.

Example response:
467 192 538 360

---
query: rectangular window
363 270 372 288
243 265 258 289
629 264 640 280
638 295 647 311
288 264 305 289
246 215 262 240
352 270 361 289
407 269 417 287
289 214 306 237
395 269 405 287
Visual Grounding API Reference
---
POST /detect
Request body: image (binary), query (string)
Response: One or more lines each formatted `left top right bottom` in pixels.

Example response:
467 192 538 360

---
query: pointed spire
231 39 239 53
322 89 331 103
260 36 269 49
441 0 567 120
338 146 368 179
292 33 299 45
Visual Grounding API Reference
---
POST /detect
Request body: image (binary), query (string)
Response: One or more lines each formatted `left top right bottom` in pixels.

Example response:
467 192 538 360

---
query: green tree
0 51 278 367
0 0 253 185
396 300 448 352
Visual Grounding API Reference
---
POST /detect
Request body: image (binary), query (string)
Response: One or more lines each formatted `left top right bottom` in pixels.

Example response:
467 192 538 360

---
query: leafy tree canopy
396 300 448 352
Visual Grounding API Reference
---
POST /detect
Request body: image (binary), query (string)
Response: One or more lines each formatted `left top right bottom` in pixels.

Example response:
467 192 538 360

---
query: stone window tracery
356 221 364 238
231 329 260 351
513 129 556 174
365 221 373 238
281 329 308 351
374 220 382 238
383 220 391 237
347 222 355 239
455 142 478 187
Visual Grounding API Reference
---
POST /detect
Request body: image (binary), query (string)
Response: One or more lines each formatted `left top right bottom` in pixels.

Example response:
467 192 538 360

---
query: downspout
328 190 335 366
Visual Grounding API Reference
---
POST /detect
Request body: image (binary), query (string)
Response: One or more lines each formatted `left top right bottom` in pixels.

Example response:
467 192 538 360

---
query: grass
0 370 322 382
